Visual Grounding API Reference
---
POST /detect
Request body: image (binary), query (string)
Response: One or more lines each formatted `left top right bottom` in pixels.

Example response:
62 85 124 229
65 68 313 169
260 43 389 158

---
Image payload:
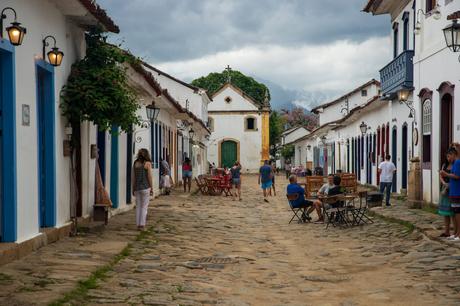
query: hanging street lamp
443 18 460 53
189 128 195 140
42 35 64 66
359 122 368 136
146 101 160 121
1 7 27 46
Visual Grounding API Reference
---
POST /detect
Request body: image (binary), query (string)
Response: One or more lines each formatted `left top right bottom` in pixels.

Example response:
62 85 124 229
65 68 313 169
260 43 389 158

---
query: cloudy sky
98 0 391 109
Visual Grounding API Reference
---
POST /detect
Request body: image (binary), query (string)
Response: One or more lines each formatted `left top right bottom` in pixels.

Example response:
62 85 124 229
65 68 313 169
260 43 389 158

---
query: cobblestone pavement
2 175 460 306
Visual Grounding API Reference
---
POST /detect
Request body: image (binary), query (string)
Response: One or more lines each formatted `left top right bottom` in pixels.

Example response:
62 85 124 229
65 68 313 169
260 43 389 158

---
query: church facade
207 83 270 173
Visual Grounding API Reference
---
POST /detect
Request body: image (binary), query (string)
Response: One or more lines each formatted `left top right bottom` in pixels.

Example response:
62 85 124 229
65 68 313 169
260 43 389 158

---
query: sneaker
453 237 460 242
447 235 457 240
264 198 269 203
386 204 391 207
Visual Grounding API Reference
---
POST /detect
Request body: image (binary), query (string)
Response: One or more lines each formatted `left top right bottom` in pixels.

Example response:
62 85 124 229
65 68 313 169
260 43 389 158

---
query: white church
207 82 271 173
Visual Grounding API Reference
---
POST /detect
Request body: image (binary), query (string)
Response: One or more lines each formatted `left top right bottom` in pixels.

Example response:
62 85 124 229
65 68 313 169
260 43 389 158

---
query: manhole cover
194 256 239 264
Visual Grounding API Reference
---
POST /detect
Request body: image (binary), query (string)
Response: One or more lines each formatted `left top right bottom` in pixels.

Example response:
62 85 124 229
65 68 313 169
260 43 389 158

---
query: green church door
221 141 237 168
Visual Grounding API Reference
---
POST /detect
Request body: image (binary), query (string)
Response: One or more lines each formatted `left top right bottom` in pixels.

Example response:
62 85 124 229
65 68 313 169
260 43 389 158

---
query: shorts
452 206 460 214
261 181 273 190
292 199 313 209
182 170 192 178
232 178 241 186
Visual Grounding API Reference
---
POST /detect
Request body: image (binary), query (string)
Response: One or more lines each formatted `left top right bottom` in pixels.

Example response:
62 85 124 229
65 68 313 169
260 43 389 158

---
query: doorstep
0 222 72 266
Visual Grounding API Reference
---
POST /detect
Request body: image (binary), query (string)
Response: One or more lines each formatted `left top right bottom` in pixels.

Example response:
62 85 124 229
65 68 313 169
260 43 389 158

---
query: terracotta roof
77 0 120 33
130 62 210 134
142 62 213 101
448 11 460 20
362 0 380 13
292 95 381 144
310 79 380 114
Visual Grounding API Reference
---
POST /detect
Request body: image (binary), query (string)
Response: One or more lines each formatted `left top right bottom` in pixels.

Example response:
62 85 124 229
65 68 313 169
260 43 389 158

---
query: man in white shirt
378 155 396 207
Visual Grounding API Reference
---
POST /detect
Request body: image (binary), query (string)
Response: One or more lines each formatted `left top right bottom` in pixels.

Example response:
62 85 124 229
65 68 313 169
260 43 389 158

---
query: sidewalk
0 207 139 306
370 196 460 249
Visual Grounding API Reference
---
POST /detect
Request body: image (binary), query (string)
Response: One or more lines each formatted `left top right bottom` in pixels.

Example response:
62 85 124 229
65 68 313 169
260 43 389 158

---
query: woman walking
438 149 456 237
231 161 242 201
182 158 193 192
132 148 153 231
270 161 277 196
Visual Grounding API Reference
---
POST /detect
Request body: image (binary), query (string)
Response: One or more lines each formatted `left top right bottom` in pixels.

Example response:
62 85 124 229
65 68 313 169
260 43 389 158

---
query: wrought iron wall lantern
0 7 26 46
43 35 64 66
359 122 368 136
443 17 460 61
414 4 442 35
133 102 160 153
189 128 195 140
307 144 312 150
320 136 327 145
397 88 416 119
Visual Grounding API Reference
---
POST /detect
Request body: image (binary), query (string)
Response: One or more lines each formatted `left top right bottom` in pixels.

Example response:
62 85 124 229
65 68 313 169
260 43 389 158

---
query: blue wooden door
392 127 397 192
97 129 106 184
0 42 17 242
36 62 56 228
126 131 133 204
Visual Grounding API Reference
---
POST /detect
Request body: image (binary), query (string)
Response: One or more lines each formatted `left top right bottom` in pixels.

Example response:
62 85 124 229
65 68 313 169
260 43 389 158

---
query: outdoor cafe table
204 177 222 195
317 193 359 226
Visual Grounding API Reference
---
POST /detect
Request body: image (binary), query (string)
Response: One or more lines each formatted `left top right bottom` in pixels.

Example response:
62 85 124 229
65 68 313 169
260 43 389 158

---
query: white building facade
207 83 270 173
0 0 119 243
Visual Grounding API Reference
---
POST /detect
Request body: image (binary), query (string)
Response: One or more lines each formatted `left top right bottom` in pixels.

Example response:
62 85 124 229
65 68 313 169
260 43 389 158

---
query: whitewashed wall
413 0 460 204
317 83 380 126
3 0 87 242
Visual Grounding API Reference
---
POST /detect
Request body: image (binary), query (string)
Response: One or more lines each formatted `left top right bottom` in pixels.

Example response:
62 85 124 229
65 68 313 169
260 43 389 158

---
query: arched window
208 117 214 132
422 99 432 163
245 116 257 131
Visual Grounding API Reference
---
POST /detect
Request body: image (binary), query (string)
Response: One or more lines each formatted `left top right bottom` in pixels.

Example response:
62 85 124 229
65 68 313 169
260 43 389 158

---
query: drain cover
194 256 238 264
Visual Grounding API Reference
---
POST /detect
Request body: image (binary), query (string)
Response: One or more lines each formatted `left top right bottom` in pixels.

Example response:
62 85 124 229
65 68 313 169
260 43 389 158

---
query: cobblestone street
1 175 460 306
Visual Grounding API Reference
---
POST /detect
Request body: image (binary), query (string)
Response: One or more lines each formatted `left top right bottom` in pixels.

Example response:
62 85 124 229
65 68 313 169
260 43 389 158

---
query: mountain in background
253 77 339 112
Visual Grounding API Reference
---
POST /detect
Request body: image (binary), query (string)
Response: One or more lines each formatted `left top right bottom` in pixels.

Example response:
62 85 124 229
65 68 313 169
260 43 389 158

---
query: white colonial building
207 83 270 172
364 0 460 204
0 0 119 245
0 0 210 263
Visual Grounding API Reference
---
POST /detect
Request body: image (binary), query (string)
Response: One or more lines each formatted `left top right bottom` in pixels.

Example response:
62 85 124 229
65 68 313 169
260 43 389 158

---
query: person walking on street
270 161 277 196
259 160 274 203
285 161 291 179
441 144 460 241
378 155 396 207
231 161 242 201
182 158 193 193
160 157 171 195
132 148 153 231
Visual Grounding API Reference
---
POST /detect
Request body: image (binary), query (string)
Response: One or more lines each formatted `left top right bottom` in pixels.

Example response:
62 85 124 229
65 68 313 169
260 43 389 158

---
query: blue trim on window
35 59 56 228
110 125 119 208
0 39 17 242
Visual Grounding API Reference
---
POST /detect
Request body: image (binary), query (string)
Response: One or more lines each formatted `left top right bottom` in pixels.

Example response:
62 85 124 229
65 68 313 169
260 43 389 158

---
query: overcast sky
98 0 391 108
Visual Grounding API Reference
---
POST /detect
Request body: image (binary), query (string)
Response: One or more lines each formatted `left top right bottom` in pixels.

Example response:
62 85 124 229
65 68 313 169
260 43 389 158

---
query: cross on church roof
225 65 232 83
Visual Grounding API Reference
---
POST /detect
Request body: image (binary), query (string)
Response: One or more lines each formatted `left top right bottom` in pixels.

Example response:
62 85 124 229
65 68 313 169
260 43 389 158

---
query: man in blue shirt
287 175 314 221
259 160 274 202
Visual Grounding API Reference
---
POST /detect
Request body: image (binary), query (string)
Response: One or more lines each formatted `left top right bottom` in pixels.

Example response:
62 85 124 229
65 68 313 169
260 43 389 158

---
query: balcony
379 50 414 98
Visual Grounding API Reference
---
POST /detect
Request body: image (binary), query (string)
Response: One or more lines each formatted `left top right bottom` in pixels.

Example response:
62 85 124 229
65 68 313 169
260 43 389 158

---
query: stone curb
369 207 460 250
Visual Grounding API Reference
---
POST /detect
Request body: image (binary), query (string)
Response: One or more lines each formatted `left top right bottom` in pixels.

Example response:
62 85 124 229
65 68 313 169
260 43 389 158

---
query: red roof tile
77 0 120 33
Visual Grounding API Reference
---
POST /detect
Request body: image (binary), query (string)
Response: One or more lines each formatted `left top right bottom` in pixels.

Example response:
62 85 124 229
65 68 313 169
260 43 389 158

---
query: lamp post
42 35 64 66
1 7 26 46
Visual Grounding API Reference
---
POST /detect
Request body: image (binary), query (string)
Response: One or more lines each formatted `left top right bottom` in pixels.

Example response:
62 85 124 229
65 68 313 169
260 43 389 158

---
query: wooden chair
341 174 358 194
286 194 310 224
195 176 208 195
321 195 349 229
305 176 325 199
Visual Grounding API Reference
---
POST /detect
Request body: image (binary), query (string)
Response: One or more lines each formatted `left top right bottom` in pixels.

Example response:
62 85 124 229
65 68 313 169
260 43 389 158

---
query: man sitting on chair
314 175 345 221
312 174 334 223
287 175 315 221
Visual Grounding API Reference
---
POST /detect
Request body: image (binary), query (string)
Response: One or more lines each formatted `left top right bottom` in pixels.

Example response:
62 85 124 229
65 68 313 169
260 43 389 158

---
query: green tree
61 27 140 137
281 144 295 160
191 69 270 104
269 110 285 156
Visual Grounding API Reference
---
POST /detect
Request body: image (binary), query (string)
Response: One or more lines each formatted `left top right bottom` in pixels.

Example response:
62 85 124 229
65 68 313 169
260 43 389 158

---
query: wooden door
221 141 237 168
